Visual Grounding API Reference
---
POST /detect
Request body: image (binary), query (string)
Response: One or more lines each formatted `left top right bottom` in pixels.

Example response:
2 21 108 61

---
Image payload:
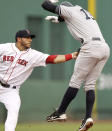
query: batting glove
48 0 59 3
45 16 59 23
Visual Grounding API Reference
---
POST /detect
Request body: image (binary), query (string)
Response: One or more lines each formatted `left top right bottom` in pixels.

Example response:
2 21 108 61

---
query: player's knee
84 85 95 92
69 81 81 89
84 80 96 91
6 105 20 124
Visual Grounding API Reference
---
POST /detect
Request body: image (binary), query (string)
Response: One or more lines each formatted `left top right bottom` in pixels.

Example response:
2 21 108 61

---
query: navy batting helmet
60 1 73 7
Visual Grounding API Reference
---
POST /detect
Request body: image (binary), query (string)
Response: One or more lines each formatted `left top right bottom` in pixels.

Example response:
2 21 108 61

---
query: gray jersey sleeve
59 5 73 19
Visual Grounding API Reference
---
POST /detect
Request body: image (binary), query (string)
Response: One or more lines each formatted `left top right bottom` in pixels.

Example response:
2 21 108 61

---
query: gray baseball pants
69 41 110 91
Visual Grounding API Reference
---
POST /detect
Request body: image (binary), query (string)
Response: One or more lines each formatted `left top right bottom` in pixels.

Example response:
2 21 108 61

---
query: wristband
65 54 73 61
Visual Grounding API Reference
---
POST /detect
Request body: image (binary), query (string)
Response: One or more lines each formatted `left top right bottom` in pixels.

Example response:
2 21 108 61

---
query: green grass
0 121 112 131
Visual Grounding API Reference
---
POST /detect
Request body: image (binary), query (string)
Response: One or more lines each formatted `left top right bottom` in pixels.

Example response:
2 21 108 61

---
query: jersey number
80 8 94 20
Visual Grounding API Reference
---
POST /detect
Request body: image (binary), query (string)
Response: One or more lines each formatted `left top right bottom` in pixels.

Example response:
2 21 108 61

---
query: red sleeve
46 55 58 64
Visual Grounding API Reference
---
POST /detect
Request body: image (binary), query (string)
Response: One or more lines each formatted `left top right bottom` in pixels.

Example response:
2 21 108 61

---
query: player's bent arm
42 0 65 22
46 52 78 64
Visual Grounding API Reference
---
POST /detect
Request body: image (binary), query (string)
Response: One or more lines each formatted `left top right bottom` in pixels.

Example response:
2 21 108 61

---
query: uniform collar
12 43 30 53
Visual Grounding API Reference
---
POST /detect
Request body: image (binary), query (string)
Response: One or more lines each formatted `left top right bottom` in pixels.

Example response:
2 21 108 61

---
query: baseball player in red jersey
0 29 78 131
42 0 110 131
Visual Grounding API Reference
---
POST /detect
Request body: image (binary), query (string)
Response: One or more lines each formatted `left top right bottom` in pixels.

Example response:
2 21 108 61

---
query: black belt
0 81 16 89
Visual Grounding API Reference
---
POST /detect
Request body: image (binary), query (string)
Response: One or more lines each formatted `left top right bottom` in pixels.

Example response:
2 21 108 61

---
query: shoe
46 110 67 122
78 118 93 131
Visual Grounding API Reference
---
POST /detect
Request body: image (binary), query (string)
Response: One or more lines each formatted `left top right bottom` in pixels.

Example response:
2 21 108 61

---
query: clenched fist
72 52 79 59
48 0 59 3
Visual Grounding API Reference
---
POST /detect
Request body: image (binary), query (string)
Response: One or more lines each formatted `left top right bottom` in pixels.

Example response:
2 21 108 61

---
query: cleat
46 110 67 122
78 118 93 131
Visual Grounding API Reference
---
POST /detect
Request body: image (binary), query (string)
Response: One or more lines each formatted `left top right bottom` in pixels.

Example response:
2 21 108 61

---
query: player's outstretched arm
46 52 79 64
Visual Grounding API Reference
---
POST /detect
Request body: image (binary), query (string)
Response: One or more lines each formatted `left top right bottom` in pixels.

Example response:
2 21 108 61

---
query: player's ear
16 37 21 42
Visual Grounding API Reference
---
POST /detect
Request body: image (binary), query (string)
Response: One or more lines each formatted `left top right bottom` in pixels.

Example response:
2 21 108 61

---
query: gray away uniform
41 1 110 130
59 5 110 91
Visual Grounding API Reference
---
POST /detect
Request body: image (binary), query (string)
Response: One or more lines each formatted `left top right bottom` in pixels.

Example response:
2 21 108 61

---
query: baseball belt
81 37 102 45
80 37 101 44
92 37 101 41
0 81 16 89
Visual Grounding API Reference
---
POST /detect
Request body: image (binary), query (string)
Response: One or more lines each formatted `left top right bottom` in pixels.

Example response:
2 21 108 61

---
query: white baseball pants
0 87 21 131
69 41 110 91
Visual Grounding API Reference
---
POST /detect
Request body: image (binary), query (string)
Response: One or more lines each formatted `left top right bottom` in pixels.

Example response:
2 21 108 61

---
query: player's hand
45 16 59 23
72 52 79 59
48 0 59 3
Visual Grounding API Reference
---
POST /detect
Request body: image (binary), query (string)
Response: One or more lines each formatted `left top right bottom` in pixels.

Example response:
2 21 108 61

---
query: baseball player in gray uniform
42 0 110 131
0 29 78 131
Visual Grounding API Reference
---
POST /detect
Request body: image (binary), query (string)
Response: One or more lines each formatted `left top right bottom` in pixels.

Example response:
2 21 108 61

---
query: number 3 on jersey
80 8 95 20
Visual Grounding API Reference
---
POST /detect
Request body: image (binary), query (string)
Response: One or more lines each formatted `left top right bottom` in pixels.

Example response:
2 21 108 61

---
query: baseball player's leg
79 57 109 131
47 54 98 122
5 104 20 131
0 89 21 131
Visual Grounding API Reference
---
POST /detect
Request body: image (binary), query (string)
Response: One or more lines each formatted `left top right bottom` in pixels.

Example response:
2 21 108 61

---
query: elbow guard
42 0 58 14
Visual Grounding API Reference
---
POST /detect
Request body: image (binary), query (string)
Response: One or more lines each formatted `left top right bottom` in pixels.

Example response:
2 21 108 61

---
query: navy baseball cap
15 29 36 40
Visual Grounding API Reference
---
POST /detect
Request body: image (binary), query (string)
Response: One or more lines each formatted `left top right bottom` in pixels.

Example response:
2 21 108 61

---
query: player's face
20 37 32 49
